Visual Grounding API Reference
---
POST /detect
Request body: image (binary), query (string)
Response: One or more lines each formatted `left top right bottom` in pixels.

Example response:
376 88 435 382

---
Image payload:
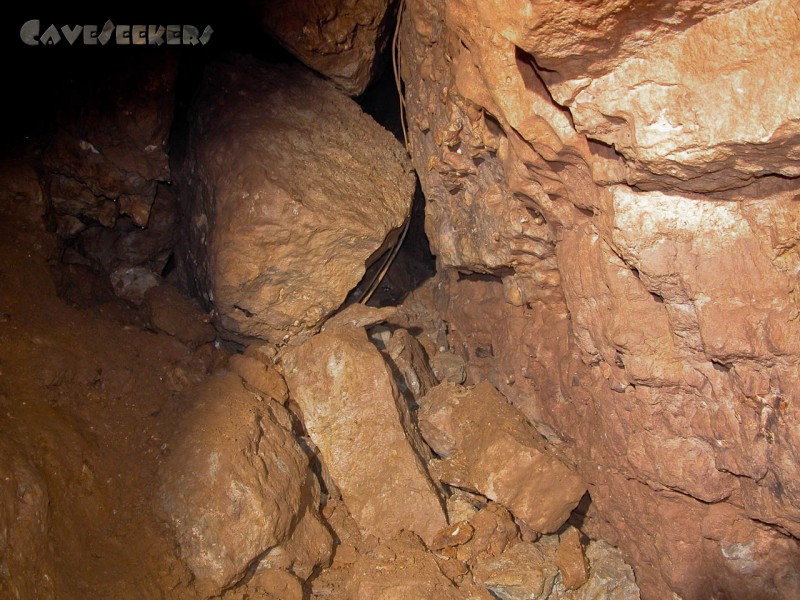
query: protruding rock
158 373 331 596
254 0 399 95
557 527 589 590
179 58 414 343
420 381 586 533
283 325 447 545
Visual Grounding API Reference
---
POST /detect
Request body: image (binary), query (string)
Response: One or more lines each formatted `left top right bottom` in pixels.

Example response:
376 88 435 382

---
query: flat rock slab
283 325 447 546
179 58 414 343
419 381 586 533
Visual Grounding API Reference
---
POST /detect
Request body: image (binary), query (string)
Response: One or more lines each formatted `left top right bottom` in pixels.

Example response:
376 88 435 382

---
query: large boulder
254 0 399 95
157 372 332 596
282 321 447 546
419 381 586 534
179 58 414 343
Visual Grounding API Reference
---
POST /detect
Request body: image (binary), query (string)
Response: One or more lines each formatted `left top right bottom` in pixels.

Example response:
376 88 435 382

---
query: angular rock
556 527 589 590
430 350 467 384
255 0 398 95
144 284 216 347
157 373 331 596
228 354 289 402
43 55 175 227
282 324 447 545
472 540 559 600
384 328 438 400
561 0 800 192
457 502 518 564
179 58 414 343
420 381 586 533
554 540 641 600
322 532 493 599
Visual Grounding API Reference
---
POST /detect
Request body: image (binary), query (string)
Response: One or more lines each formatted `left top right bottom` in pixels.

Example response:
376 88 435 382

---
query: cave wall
398 0 800 598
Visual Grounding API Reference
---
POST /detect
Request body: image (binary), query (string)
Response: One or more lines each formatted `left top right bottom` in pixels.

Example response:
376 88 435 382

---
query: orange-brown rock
178 58 413 343
157 373 331 596
419 381 586 533
254 0 398 96
556 527 589 590
282 324 447 545
399 0 800 597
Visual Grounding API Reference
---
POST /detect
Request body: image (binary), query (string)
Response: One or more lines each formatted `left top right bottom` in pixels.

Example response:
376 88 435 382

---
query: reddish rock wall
399 0 800 597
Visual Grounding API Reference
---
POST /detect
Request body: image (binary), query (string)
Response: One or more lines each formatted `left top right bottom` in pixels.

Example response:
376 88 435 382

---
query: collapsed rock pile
158 300 640 598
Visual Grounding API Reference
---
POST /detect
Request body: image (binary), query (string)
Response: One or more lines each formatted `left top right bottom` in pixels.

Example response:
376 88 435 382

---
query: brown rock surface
282 324 447 545
254 0 398 96
472 539 560 600
419 381 586 533
144 284 216 347
228 354 289 402
556 527 589 590
179 58 414 343
312 532 493 599
158 372 331 596
43 56 175 228
399 0 800 597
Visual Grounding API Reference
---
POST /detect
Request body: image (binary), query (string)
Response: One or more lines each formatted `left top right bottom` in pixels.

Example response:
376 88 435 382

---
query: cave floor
0 219 215 598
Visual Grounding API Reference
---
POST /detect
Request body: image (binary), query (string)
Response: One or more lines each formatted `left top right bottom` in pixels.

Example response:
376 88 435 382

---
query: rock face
282 322 448 545
179 58 414 343
255 0 398 95
419 381 586 533
158 372 331 596
399 0 800 597
43 56 175 230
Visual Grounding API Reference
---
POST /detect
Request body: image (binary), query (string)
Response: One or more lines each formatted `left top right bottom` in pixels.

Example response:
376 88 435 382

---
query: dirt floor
0 217 228 599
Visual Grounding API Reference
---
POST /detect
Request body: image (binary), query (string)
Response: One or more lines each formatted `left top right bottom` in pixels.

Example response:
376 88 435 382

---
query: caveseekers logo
20 20 214 46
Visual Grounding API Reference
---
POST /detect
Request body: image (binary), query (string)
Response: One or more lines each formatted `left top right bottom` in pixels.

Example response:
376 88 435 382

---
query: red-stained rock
282 324 447 546
254 0 398 96
398 0 800 597
178 58 413 343
420 381 586 533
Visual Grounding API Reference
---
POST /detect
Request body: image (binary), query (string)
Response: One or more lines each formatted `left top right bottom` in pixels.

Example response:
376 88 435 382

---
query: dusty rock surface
420 381 586 533
157 372 332 596
43 56 175 229
0 216 212 599
255 0 398 95
179 58 414 343
282 323 447 545
399 0 800 597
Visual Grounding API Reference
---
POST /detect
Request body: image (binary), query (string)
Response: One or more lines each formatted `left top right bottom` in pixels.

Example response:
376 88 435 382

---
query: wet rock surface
178 58 414 343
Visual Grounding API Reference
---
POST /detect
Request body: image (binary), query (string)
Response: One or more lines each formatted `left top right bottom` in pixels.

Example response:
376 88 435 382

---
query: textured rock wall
399 0 800 597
